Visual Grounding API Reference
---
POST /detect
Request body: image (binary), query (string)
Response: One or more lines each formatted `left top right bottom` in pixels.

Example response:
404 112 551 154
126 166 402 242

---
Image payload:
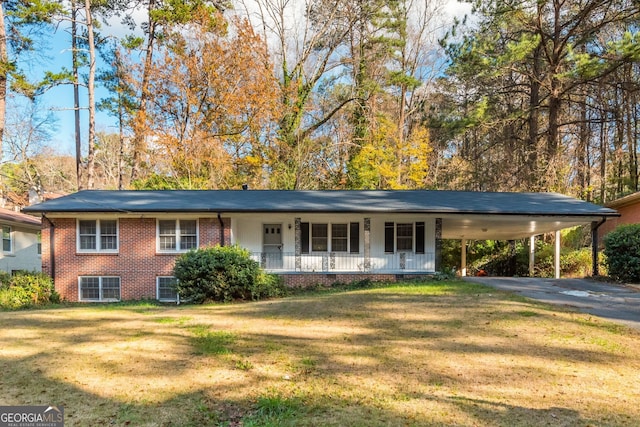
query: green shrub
0 272 58 310
604 224 640 283
173 245 284 303
0 271 11 288
466 239 598 278
249 271 286 300
560 248 593 278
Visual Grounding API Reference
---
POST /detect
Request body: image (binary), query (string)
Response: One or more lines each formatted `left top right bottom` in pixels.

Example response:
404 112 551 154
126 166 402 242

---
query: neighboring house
598 191 640 239
23 190 618 302
0 207 42 274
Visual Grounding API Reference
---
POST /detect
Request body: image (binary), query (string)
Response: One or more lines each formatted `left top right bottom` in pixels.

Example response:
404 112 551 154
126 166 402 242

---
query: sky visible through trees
0 0 638 202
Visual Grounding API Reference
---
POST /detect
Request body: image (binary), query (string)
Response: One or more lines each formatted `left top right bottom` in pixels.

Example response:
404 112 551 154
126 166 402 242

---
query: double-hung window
157 277 179 302
385 222 425 253
331 224 348 252
311 224 328 251
158 220 198 252
78 220 118 252
2 226 11 253
302 222 360 253
396 223 413 251
79 276 121 301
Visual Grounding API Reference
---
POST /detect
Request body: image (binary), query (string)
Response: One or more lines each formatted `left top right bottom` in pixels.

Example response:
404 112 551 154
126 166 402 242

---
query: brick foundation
280 273 433 288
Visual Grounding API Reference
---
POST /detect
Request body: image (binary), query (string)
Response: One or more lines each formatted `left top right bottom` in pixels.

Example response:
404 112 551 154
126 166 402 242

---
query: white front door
263 224 283 268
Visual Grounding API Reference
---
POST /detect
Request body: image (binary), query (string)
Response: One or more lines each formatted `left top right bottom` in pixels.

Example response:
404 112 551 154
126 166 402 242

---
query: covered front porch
235 209 615 278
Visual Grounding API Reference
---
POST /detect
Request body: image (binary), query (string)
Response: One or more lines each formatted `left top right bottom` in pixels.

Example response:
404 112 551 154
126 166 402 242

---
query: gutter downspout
217 213 225 246
591 217 607 277
42 214 55 282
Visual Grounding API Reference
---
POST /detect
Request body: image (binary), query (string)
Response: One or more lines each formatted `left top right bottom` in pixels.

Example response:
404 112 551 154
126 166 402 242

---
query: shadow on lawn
0 349 592 427
0 286 636 426
215 289 634 366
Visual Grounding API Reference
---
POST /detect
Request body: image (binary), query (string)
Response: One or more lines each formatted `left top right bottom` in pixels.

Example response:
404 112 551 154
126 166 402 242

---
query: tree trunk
71 2 83 189
0 3 7 162
84 0 96 189
527 45 541 188
131 0 157 182
576 92 590 199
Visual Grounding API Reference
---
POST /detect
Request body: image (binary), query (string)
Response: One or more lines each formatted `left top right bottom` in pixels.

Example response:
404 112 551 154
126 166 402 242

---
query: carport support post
529 235 535 277
461 238 467 277
591 220 600 277
435 218 442 272
554 230 561 279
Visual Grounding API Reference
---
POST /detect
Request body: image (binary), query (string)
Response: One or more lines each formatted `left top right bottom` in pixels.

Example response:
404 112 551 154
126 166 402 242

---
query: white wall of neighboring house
0 223 41 273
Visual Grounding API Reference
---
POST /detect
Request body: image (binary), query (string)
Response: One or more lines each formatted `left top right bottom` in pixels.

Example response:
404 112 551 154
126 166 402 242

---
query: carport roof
23 190 619 240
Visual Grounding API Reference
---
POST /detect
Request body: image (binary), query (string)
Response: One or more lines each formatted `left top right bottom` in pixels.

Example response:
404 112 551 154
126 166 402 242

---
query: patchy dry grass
1 280 639 426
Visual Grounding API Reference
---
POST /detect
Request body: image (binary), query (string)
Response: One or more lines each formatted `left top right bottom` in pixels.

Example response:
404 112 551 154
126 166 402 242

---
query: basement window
157 277 179 302
79 276 121 302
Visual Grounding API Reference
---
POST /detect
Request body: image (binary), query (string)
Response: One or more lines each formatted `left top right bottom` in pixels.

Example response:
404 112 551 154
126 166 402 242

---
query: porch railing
250 252 435 273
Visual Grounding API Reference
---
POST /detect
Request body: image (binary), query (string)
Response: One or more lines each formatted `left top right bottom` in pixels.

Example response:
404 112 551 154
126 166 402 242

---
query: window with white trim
157 276 178 302
79 276 121 301
331 224 348 252
302 222 360 253
158 219 198 252
396 223 413 251
311 223 328 251
384 222 423 253
77 219 118 252
2 226 11 253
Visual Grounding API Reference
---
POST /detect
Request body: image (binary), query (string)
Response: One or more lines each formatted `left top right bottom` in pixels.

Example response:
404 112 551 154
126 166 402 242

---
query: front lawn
1 280 639 426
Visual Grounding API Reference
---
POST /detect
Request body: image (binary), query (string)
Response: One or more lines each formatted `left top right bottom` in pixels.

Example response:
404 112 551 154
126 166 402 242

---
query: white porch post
554 230 561 279
461 238 467 277
529 235 535 277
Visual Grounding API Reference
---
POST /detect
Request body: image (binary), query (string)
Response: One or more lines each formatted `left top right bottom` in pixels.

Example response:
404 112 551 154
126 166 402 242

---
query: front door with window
263 224 283 268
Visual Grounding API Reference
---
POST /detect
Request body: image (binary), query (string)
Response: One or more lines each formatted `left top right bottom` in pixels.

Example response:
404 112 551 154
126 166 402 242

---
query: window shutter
384 222 394 253
350 222 359 253
416 222 425 254
301 222 310 254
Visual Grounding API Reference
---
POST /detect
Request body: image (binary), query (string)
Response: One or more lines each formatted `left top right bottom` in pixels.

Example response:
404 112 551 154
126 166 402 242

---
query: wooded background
1 0 639 205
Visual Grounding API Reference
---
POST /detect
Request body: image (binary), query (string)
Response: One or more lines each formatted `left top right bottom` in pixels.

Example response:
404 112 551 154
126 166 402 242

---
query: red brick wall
598 203 640 240
281 273 432 288
43 216 230 301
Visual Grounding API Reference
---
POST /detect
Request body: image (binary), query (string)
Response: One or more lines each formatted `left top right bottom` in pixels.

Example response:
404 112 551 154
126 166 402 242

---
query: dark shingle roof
23 190 618 218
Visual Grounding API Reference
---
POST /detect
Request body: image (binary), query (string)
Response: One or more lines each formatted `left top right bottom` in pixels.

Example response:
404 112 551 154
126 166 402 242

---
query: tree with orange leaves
136 11 279 189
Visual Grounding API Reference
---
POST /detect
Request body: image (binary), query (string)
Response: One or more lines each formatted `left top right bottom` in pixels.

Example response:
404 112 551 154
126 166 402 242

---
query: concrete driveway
464 276 640 330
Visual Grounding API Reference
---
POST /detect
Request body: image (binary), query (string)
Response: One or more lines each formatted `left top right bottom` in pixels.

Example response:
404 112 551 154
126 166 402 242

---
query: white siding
0 225 41 273
229 213 437 273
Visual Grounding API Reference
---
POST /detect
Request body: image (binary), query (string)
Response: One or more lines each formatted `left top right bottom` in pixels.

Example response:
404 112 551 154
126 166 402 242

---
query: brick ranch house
23 190 618 302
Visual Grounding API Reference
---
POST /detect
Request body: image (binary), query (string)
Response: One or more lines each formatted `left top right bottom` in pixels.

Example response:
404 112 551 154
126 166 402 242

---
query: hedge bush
173 245 285 303
604 224 640 283
0 272 59 310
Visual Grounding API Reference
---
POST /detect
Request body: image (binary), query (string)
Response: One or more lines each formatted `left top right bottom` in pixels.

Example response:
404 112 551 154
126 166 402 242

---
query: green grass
188 325 237 355
1 279 639 426
243 392 303 426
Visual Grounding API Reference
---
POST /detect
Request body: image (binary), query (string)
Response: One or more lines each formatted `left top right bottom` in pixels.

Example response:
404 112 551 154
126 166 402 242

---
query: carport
435 193 620 278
